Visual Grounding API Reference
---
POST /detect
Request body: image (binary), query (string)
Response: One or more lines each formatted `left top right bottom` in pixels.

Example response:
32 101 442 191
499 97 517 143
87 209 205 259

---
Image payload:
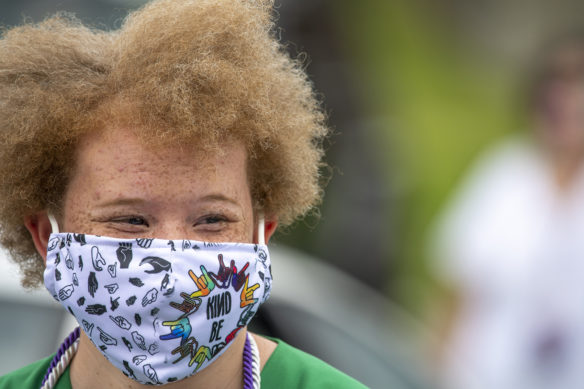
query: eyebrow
198 193 241 207
96 198 148 208
95 194 241 208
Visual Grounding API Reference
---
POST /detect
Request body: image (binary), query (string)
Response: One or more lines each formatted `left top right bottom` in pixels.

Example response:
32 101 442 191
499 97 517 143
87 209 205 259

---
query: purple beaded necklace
40 327 259 389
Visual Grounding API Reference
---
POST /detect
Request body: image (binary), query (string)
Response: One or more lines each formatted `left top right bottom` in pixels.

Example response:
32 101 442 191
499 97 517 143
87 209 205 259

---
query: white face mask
43 218 272 385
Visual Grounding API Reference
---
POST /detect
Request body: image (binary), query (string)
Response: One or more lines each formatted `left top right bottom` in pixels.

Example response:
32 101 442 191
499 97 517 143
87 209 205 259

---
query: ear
23 212 54 263
263 218 278 244
253 214 278 245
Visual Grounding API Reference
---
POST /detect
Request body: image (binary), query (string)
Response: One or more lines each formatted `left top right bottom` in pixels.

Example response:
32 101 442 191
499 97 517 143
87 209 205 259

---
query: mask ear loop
48 214 60 234
258 215 265 246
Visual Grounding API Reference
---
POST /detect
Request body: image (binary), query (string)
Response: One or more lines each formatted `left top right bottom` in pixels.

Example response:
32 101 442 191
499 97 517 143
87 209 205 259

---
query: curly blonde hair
0 0 328 288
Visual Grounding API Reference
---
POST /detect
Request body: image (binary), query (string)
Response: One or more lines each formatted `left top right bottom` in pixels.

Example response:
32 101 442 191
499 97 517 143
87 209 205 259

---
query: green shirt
0 338 367 388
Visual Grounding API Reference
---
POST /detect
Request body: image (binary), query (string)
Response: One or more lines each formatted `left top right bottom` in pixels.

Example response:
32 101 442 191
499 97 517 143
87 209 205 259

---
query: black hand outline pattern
132 331 147 350
88 272 98 298
110 315 132 330
142 288 158 307
258 248 268 262
58 284 74 301
148 343 160 355
168 241 176 251
110 296 120 311
133 355 147 366
140 256 171 274
123 360 137 380
73 233 86 246
47 237 60 251
97 326 118 346
163 287 174 297
82 319 94 335
85 304 107 315
104 283 119 294
129 278 144 287
136 238 153 249
182 240 191 250
91 246 106 271
161 273 169 290
122 337 133 352
143 364 160 384
108 262 117 278
116 242 133 269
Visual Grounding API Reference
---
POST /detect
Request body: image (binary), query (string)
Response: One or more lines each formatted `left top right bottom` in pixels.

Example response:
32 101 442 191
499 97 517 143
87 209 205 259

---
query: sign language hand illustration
160 317 192 344
91 246 106 271
189 345 212 371
240 277 259 308
142 288 158 307
188 266 216 298
232 262 250 291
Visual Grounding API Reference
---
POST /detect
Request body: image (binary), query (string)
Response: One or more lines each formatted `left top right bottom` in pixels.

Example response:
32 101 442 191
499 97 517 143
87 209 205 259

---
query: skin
535 77 584 191
25 126 277 389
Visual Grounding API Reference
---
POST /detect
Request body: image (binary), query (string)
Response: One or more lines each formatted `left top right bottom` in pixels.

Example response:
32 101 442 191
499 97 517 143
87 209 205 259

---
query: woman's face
60 127 255 243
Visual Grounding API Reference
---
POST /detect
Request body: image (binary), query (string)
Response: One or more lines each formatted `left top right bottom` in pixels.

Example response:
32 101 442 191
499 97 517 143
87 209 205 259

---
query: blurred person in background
432 36 584 389
0 0 367 388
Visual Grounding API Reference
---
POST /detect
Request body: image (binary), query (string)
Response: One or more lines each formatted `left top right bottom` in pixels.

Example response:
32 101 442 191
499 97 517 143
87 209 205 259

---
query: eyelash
112 216 149 227
111 214 228 227
126 217 148 226
196 214 228 226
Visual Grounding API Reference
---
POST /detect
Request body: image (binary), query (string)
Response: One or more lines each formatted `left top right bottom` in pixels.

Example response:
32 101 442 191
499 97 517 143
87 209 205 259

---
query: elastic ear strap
258 216 265 246
48 214 60 234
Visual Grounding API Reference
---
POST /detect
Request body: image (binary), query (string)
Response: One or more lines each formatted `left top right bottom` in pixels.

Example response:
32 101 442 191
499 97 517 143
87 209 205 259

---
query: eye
111 216 148 227
200 215 226 225
127 217 147 226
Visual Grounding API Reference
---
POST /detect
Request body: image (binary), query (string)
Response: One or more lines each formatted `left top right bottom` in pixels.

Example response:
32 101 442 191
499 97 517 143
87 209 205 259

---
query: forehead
67 127 250 203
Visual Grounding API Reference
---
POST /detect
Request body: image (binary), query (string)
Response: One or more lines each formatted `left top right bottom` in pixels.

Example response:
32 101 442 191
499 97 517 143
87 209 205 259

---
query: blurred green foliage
333 0 523 317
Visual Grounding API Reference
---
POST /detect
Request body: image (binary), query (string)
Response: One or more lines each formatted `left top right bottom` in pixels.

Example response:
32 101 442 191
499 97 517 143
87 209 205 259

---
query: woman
433 37 584 389
0 0 366 388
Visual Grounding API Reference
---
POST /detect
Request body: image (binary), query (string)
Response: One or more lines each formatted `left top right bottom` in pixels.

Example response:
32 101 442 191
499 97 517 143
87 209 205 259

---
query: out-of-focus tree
333 0 523 317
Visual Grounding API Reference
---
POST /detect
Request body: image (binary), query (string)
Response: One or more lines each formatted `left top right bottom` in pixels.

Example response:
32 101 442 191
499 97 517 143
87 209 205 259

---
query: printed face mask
43 226 272 385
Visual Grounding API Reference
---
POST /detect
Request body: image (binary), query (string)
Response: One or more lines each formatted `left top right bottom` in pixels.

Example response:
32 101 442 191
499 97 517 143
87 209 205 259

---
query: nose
151 220 191 240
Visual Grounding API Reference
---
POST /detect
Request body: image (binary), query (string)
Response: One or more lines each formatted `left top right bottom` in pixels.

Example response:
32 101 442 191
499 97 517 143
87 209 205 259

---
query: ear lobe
263 219 278 244
24 212 54 263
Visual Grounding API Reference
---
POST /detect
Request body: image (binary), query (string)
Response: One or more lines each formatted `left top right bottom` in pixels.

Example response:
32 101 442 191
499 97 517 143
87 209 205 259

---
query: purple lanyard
41 327 256 389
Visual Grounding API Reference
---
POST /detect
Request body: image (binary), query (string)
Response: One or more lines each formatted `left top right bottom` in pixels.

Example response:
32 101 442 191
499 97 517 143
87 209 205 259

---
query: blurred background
3 1 584 388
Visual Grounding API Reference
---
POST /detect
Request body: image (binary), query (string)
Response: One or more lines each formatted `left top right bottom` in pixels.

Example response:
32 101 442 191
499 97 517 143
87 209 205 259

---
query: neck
69 328 248 389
